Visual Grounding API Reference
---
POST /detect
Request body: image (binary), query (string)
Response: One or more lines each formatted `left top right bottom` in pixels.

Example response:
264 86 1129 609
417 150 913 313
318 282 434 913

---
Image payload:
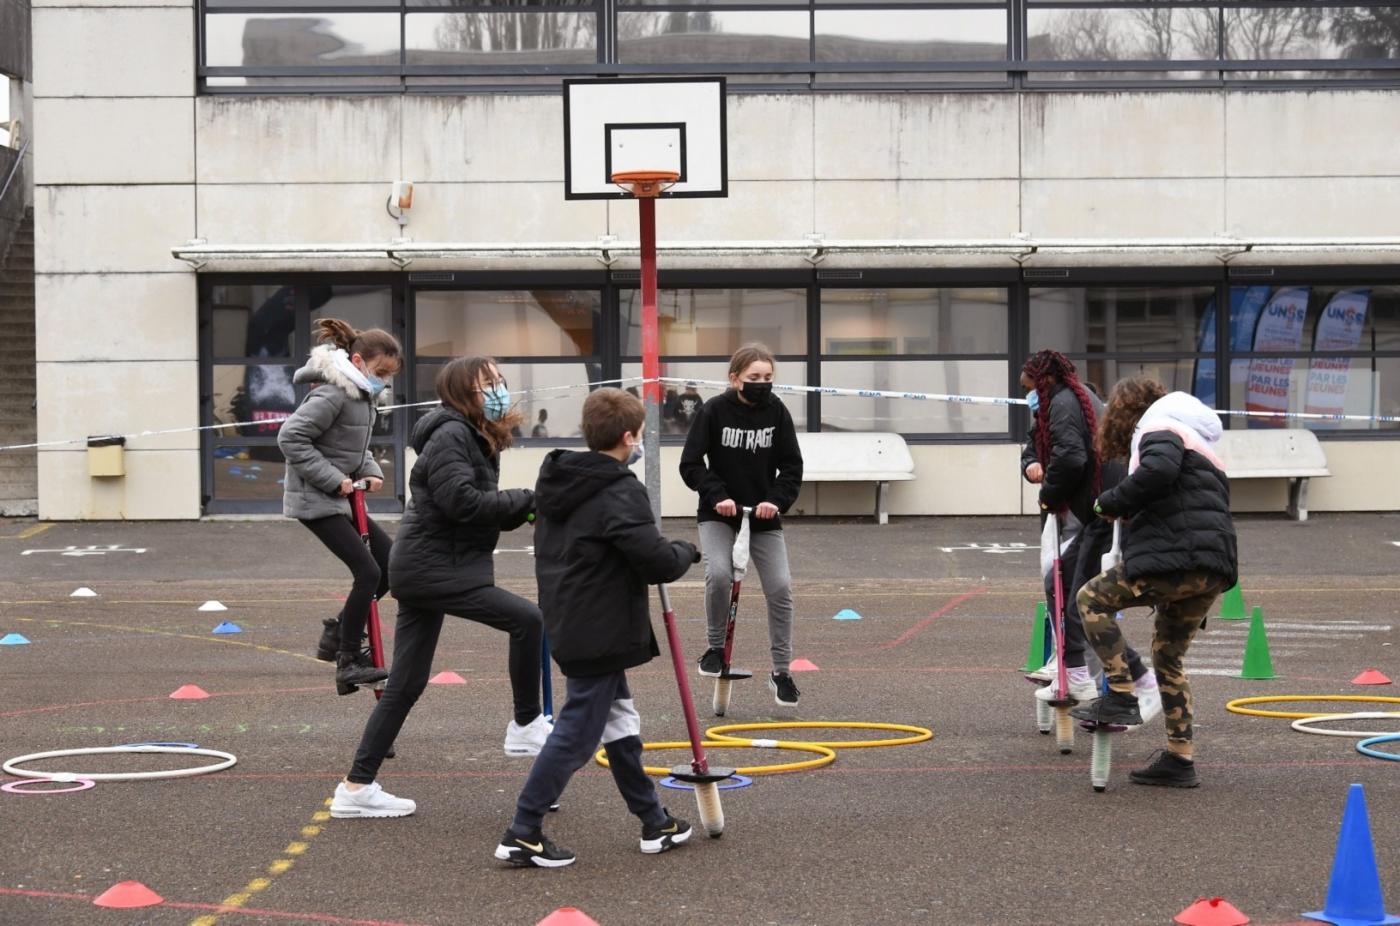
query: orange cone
1174 897 1250 926
429 671 467 685
789 658 819 672
169 684 210 700
1352 668 1393 686
93 881 163 909
537 908 601 926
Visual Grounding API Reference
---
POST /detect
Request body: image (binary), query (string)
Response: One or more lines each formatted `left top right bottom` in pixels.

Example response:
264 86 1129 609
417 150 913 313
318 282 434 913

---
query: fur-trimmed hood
293 345 390 406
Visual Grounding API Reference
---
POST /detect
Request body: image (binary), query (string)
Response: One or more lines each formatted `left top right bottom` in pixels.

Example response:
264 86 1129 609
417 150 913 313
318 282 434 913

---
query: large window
198 1 1400 90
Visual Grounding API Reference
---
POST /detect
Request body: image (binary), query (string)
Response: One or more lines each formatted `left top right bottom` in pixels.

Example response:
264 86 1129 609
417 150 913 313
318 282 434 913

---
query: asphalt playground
2 512 1399 926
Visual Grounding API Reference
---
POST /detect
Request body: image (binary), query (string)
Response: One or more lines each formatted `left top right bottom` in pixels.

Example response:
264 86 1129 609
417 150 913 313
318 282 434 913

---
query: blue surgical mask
1026 390 1040 414
367 375 387 398
483 383 511 421
626 438 644 466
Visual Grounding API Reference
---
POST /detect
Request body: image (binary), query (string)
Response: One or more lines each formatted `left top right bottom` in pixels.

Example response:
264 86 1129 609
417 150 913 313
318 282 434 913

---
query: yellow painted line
187 800 337 926
0 522 55 541
13 616 324 665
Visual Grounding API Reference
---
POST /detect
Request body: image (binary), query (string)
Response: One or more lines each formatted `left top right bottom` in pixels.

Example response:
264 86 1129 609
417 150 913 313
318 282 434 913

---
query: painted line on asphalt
14 615 328 664
0 685 327 720
0 885 431 926
0 522 54 541
188 798 340 926
1207 629 1366 640
1260 622 1392 632
879 586 990 650
1194 638 1334 648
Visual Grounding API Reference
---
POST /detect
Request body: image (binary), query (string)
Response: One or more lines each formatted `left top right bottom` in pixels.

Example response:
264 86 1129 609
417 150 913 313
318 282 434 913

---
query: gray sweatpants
699 520 795 674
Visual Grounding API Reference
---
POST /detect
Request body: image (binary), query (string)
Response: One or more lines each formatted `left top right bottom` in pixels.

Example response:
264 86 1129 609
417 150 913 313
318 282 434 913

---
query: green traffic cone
1238 605 1277 679
1021 601 1048 672
1219 582 1247 620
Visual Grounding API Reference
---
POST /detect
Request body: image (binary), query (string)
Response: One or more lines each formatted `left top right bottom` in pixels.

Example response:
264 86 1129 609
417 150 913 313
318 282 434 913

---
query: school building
9 1 1400 519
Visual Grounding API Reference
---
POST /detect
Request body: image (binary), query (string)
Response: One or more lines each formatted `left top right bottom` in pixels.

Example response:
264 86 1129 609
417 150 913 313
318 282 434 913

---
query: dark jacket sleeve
1038 391 1088 510
1096 431 1184 518
278 390 349 495
679 403 731 508
604 480 696 585
766 404 804 512
424 427 529 527
1020 425 1038 478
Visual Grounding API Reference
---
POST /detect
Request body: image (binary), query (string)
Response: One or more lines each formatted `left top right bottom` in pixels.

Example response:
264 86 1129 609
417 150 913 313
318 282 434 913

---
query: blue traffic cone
1303 784 1400 926
0 632 30 645
211 621 242 634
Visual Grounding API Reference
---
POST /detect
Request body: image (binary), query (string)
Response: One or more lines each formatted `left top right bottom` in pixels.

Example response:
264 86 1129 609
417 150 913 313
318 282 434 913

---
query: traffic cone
1303 784 1400 926
211 621 242 634
1352 669 1393 686
834 608 862 621
1021 601 1049 672
537 908 601 926
790 658 819 672
1238 607 1276 680
1218 583 1247 620
428 671 466 685
93 880 163 909
70 587 97 598
0 633 30 645
1175 896 1251 926
169 684 210 700
198 601 227 612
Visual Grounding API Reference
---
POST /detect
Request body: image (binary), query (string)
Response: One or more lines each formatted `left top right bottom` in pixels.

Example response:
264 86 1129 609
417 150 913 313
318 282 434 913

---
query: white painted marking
1208 630 1365 640
493 546 535 555
1259 622 1392 632
22 544 147 557
937 542 1031 555
1185 668 1251 677
1195 638 1332 648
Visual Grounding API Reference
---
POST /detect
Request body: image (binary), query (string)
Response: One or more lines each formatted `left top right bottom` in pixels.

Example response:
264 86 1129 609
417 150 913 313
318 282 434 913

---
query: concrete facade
26 2 1400 518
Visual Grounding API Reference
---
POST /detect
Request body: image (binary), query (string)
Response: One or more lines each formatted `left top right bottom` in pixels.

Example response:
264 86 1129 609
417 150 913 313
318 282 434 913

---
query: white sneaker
504 715 553 757
1035 670 1100 703
329 781 416 819
1131 681 1163 728
1024 656 1059 684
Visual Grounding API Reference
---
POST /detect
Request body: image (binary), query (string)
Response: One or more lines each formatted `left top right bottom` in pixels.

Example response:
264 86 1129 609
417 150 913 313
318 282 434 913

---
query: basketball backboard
563 77 728 200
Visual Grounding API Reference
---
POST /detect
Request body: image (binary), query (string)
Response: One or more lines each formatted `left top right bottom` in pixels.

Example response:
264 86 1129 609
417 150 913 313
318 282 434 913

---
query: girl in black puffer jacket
1071 377 1239 789
330 357 546 820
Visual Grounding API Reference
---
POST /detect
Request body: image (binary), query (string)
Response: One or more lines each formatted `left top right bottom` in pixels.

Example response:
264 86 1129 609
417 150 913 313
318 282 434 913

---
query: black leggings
300 514 391 654
347 585 544 784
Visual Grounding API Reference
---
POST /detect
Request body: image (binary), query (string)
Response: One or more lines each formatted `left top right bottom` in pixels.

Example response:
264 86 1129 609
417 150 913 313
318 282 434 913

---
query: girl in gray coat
278 318 402 695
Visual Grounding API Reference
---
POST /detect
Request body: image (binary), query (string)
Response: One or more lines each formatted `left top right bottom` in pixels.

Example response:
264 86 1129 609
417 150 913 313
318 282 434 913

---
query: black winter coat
1022 384 1103 527
1095 431 1238 586
534 449 698 678
388 408 535 602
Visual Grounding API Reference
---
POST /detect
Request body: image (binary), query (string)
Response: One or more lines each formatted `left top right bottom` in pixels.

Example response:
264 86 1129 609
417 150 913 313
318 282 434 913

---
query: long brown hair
1023 349 1100 498
314 318 402 373
1097 377 1168 461
435 356 522 455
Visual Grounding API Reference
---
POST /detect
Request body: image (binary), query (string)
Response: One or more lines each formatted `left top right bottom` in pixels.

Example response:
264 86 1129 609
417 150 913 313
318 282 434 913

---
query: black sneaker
769 671 800 707
335 651 388 697
697 647 725 678
494 828 576 868
315 617 340 662
640 810 692 855
1129 749 1200 788
1069 690 1142 726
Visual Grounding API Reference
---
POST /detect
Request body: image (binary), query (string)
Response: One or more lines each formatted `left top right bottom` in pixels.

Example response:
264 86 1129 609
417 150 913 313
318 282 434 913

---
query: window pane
311 285 392 337
1029 286 1214 354
820 360 1007 434
1228 286 1400 353
617 11 810 63
1027 8 1219 61
413 361 605 437
1076 357 1203 402
622 360 808 432
214 364 298 437
1225 7 1400 61
816 10 1007 63
212 284 299 359
205 14 401 68
406 13 597 64
416 290 601 358
212 445 287 501
620 288 807 355
821 287 1007 355
1228 357 1400 431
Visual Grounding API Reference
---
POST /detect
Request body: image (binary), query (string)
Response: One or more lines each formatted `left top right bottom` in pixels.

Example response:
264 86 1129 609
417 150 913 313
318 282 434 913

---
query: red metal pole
658 584 710 776
350 486 386 700
639 196 660 408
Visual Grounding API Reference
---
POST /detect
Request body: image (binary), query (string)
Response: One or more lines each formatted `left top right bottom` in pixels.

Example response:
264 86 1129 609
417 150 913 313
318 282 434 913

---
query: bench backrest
1214 428 1330 477
796 432 915 479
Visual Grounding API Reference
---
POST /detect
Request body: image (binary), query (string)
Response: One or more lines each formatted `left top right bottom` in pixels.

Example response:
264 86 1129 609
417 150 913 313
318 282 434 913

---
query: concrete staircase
0 206 37 516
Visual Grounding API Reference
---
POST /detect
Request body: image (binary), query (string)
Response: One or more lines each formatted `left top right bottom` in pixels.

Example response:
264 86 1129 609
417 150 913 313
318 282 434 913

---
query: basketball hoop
611 170 680 199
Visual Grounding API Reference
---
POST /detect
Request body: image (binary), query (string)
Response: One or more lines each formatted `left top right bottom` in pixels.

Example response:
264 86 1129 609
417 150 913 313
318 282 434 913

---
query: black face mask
740 381 773 405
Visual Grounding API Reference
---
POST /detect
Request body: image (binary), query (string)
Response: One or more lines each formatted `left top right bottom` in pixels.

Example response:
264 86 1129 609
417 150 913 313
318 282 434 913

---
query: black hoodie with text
678 390 804 533
534 449 698 678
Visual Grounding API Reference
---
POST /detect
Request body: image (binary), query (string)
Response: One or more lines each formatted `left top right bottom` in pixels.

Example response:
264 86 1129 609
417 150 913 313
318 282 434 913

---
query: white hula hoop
3 745 237 782
1289 712 1400 738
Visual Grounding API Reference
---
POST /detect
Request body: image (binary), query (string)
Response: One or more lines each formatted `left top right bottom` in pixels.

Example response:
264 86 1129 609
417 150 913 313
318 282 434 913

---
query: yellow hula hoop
594 741 836 777
1226 695 1400 720
704 721 933 750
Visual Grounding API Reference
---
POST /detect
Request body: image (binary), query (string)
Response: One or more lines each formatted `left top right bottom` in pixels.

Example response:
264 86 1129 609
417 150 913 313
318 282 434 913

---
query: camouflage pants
1077 564 1228 745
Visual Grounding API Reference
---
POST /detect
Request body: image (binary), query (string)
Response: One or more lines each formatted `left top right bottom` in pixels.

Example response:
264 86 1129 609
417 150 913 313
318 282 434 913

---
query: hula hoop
594 741 835 777
705 721 932 750
1290 712 1400 738
121 742 200 749
3 745 237 782
1 776 96 795
1357 733 1400 761
660 774 754 792
1225 695 1400 720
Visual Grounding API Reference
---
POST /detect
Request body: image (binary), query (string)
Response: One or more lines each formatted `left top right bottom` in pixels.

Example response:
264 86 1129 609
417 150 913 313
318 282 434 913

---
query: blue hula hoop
1357 733 1400 761
659 774 753 792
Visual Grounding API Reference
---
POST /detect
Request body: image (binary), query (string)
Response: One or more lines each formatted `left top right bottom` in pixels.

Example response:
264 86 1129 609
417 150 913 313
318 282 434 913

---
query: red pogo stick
713 506 754 717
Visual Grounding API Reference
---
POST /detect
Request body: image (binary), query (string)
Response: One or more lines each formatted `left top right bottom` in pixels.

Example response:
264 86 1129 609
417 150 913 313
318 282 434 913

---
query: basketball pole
639 194 663 524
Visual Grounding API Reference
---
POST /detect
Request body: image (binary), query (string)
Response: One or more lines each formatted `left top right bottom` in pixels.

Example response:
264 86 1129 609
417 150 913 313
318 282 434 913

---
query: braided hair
1023 349 1101 502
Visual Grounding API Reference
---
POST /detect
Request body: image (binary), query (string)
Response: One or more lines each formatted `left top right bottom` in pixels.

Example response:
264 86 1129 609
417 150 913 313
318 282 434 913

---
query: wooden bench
1215 429 1330 521
797 432 915 525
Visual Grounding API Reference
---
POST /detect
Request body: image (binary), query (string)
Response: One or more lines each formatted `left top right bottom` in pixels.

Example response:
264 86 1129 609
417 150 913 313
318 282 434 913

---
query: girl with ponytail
278 317 402 696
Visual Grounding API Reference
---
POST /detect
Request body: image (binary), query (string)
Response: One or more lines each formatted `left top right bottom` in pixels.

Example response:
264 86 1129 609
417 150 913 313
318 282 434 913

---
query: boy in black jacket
496 388 701 868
